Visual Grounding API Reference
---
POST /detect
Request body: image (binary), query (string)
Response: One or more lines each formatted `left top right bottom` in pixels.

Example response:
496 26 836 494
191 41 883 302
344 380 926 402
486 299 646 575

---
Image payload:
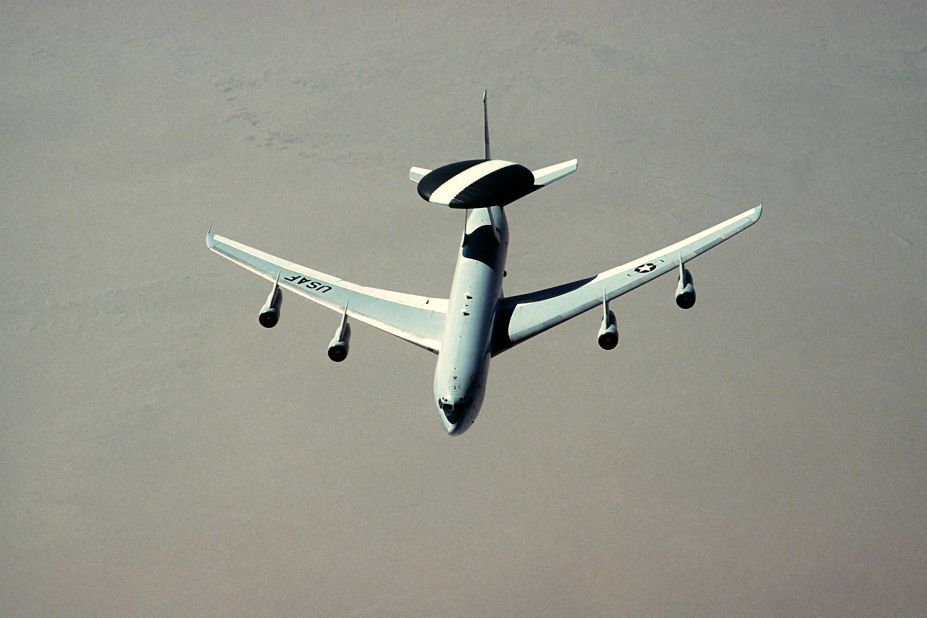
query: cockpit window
439 398 468 424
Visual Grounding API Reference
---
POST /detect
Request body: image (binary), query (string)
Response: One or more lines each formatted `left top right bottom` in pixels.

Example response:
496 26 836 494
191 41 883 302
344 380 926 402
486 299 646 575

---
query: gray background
2 1 925 616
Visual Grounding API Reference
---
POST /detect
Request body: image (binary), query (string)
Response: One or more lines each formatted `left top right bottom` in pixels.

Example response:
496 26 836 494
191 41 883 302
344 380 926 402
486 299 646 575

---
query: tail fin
482 89 490 160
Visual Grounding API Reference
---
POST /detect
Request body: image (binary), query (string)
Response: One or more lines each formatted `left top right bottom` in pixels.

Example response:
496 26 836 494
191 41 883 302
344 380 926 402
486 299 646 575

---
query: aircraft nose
439 398 463 425
438 397 469 435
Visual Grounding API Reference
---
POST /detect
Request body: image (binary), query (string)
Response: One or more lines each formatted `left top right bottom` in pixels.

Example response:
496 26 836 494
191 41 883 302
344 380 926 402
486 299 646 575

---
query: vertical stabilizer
482 89 490 160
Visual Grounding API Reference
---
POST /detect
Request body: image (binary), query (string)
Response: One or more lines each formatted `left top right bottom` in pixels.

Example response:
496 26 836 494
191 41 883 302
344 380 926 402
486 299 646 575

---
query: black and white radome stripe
417 159 537 209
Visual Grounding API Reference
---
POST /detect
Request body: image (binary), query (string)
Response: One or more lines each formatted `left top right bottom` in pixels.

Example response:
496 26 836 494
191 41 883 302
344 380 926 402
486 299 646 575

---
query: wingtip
754 203 763 220
206 226 216 248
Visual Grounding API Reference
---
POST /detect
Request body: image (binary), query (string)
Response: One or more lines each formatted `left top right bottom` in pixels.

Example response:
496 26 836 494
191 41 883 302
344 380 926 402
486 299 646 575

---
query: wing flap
494 205 762 352
208 231 447 352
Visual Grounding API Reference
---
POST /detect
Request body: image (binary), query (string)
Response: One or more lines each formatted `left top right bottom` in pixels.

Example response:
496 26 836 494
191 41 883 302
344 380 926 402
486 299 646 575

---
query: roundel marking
634 263 657 273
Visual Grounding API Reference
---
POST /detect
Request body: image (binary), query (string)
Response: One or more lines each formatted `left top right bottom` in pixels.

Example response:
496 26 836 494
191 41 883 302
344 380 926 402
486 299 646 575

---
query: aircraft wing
207 231 448 353
493 205 762 353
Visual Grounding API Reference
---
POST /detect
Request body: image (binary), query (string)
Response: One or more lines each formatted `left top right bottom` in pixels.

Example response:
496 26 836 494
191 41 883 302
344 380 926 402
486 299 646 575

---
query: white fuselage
433 206 508 435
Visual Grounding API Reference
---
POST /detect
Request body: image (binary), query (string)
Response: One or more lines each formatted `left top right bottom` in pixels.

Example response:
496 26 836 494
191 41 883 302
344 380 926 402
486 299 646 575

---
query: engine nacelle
597 309 619 350
327 316 351 362
675 268 696 309
258 285 282 328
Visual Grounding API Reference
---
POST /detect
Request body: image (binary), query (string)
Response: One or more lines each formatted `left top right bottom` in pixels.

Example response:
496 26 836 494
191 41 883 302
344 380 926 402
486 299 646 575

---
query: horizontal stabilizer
532 159 578 186
409 167 431 183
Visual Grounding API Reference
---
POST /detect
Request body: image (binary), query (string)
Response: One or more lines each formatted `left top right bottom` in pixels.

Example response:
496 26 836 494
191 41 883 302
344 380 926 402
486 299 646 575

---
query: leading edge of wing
494 205 762 353
207 231 448 353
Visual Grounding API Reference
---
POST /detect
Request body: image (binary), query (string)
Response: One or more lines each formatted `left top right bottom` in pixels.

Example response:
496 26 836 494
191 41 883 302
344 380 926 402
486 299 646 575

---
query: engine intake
675 267 696 309
327 311 351 362
258 284 282 328
598 309 619 350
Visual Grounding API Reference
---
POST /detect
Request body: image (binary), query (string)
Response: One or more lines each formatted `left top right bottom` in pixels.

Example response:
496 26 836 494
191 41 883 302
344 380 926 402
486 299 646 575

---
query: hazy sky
2 1 925 616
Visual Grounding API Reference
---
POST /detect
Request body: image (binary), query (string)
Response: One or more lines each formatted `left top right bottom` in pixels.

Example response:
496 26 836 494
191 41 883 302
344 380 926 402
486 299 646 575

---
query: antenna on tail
482 89 490 160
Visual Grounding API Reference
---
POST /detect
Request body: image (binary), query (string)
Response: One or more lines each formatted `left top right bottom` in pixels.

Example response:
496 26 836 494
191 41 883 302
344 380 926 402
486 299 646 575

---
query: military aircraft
208 92 762 435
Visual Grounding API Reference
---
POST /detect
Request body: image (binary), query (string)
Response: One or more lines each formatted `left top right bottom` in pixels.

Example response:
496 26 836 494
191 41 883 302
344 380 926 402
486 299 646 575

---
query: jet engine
327 311 351 362
258 283 282 328
597 309 619 350
675 268 696 309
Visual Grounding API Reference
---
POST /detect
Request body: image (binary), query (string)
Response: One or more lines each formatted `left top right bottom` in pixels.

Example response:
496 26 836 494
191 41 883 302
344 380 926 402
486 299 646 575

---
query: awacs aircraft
208 92 762 435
